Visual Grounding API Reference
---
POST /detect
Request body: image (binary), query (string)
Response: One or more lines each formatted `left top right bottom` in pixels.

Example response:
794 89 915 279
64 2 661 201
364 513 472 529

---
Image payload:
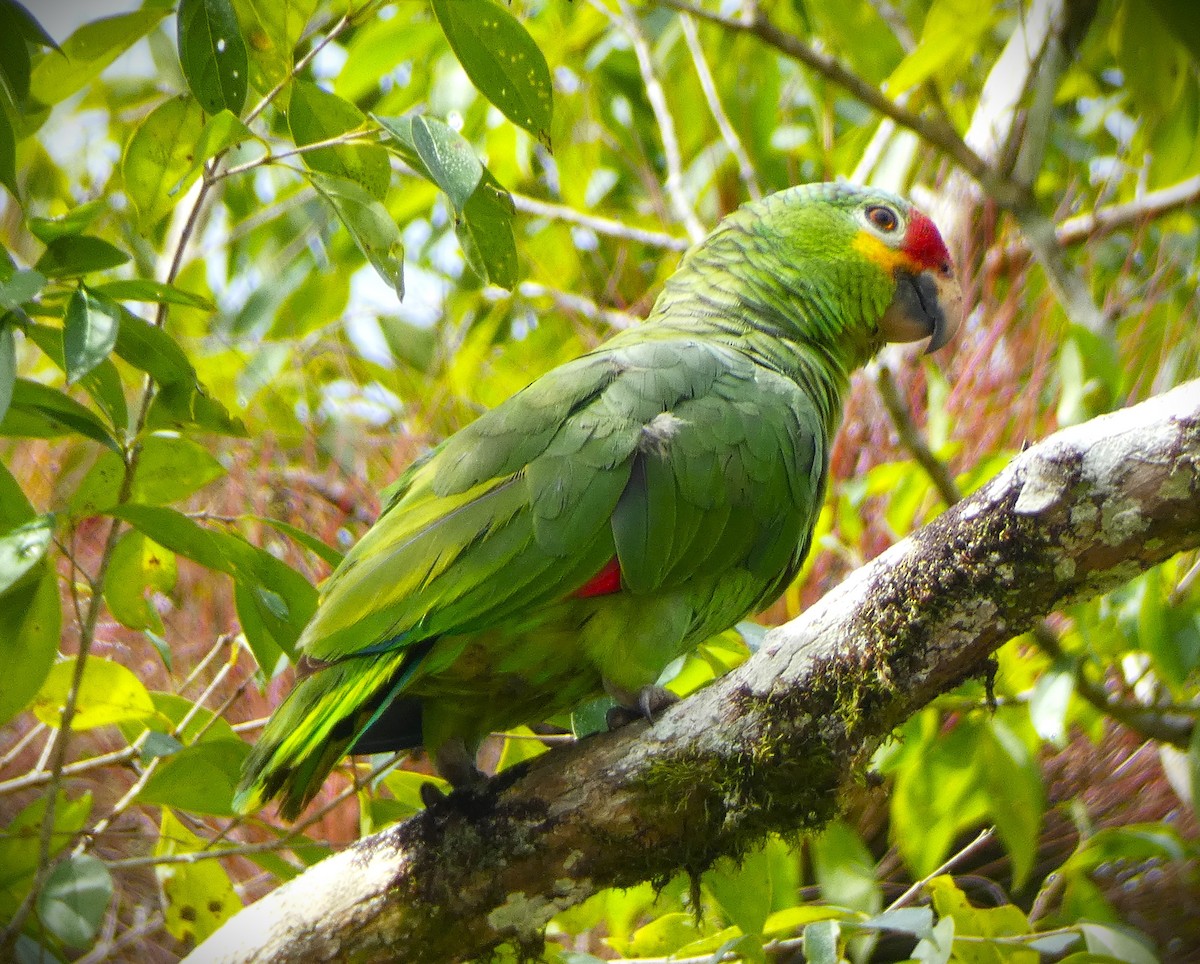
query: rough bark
189 380 1200 964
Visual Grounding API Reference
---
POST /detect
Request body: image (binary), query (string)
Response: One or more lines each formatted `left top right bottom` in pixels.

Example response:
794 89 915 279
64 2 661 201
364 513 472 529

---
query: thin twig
0 720 46 769
874 362 962 506
609 0 706 242
655 0 1004 200
679 14 761 200
1031 624 1194 747
488 280 641 330
510 193 689 250
887 827 996 910
213 129 384 183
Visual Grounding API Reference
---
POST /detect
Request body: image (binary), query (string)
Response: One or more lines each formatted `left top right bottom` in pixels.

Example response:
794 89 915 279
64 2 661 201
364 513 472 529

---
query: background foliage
0 0 1198 961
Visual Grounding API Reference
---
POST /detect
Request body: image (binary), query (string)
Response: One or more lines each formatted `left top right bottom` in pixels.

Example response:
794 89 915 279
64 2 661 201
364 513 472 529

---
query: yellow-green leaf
33 658 156 730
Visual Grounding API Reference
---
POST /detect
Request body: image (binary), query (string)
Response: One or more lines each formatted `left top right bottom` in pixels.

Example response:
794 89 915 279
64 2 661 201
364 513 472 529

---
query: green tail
234 649 411 821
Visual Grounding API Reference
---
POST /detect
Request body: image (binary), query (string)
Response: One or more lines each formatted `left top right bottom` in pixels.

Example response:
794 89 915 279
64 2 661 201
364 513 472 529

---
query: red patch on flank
903 211 952 273
573 557 622 598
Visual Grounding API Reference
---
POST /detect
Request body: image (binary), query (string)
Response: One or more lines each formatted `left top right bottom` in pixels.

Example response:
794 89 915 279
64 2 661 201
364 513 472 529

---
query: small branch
609 0 707 242
887 828 996 910
212 130 383 183
496 280 640 331
510 193 690 250
990 174 1200 267
655 0 1002 199
1031 624 1195 747
874 362 962 506
679 14 762 200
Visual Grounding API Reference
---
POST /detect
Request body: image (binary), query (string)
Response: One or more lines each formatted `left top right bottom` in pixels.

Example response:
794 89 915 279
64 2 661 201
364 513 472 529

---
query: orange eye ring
865 205 899 233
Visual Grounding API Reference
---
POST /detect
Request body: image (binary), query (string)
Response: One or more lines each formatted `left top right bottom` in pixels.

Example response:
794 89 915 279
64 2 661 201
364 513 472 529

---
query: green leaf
122 95 208 229
811 819 882 916
34 235 130 278
0 107 14 197
373 113 427 175
112 308 195 386
885 0 997 95
93 278 216 310
288 80 390 199
180 107 257 187
36 855 112 949
230 0 317 95
0 267 45 308
410 115 482 214
495 725 550 773
112 504 315 657
177 0 249 116
802 919 840 964
156 810 240 944
21 321 128 432
104 530 177 632
29 9 167 107
33 657 156 730
0 513 53 595
133 432 226 505
0 458 34 531
623 912 703 957
63 287 121 384
0 564 59 725
0 2 32 105
860 907 934 939
138 738 249 815
0 791 91 894
0 378 119 450
1079 924 1158 964
251 514 343 568
117 690 240 747
457 173 518 289
431 0 553 147
5 0 57 51
927 875 1035 964
307 171 404 300
0 319 13 424
978 718 1043 889
912 915 955 964
28 200 104 242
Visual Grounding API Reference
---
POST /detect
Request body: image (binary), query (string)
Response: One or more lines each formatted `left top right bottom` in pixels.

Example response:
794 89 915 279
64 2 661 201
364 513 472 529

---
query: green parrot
235 182 961 820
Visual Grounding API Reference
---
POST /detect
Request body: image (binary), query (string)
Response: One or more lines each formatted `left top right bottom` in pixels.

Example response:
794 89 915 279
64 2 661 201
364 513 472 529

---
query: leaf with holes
431 0 553 147
411 115 482 214
178 0 248 115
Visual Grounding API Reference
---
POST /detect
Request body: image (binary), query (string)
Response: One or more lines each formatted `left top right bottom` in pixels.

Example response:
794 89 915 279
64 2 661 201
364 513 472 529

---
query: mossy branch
188 380 1200 964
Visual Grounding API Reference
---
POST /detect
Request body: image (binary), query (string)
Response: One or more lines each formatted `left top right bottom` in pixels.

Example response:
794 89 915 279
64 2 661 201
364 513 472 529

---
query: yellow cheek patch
852 230 920 276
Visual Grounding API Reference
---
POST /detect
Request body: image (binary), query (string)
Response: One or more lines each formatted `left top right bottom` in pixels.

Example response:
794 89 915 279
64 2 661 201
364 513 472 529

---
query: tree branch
189 380 1200 964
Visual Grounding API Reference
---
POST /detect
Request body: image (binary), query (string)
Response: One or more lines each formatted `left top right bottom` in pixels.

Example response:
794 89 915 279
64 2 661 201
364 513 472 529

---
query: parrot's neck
646 236 886 438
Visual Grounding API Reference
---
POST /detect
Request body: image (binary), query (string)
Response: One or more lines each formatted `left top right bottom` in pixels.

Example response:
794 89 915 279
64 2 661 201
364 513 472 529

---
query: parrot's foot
424 737 487 802
604 684 679 730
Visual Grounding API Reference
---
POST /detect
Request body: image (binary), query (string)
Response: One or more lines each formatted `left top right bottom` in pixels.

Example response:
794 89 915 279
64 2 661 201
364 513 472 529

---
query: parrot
235 182 962 820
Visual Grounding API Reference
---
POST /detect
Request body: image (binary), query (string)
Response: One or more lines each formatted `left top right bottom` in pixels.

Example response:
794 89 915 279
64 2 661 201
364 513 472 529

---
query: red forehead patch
903 211 951 272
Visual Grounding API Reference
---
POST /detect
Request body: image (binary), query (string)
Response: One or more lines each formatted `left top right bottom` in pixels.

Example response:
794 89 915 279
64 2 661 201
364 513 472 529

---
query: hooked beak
878 267 963 353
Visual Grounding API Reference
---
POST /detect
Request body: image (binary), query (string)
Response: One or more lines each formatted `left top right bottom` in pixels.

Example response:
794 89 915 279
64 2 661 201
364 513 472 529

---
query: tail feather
234 648 413 821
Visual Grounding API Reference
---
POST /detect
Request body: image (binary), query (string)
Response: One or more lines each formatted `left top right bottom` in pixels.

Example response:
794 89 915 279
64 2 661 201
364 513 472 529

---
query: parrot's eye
865 205 900 233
